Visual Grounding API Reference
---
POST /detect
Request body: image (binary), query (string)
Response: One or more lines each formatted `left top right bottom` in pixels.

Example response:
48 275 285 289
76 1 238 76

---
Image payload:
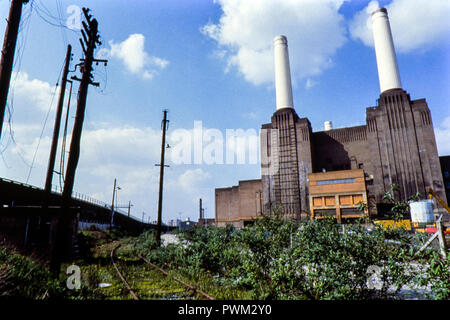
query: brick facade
260 89 446 218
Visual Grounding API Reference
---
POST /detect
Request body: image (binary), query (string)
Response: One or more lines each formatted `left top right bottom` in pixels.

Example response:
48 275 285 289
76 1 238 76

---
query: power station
215 7 447 227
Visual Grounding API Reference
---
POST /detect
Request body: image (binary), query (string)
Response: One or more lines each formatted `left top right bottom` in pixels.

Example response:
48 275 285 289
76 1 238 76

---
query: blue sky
0 0 449 223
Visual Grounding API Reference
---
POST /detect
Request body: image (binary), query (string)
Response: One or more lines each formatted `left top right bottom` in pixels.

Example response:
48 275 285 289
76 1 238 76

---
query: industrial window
316 178 355 185
313 197 323 207
324 196 336 206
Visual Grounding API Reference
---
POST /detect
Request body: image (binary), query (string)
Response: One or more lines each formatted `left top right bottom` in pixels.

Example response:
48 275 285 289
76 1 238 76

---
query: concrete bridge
0 177 173 253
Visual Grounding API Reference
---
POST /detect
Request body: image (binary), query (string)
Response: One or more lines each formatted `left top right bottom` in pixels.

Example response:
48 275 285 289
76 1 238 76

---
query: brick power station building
215 8 447 227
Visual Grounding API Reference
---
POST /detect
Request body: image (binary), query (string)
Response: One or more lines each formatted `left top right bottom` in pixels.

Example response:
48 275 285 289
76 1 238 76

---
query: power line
25 81 58 184
0 0 34 153
33 0 79 35
25 57 65 184
55 0 68 47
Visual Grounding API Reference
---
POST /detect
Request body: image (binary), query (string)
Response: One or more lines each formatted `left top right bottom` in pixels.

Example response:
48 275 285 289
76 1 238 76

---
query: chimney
371 8 402 93
274 35 294 110
324 121 333 131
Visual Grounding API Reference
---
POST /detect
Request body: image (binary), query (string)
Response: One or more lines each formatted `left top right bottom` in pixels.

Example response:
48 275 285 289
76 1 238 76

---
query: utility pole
155 110 169 247
109 178 117 232
50 8 106 275
127 201 132 217
199 198 205 225
0 0 29 141
44 44 72 195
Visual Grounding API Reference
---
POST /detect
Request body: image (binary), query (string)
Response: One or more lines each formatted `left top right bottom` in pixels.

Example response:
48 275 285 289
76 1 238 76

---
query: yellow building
308 169 368 222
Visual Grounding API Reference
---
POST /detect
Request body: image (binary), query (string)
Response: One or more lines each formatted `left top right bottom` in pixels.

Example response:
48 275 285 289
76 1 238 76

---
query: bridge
0 177 173 253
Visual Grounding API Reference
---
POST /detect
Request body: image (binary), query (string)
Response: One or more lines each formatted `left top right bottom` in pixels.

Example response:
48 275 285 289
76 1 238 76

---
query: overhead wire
25 57 65 184
1 0 79 183
33 0 79 35
55 0 68 48
1 0 34 161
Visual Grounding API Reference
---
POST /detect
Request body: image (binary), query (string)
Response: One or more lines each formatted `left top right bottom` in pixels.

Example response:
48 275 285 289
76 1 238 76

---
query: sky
0 0 449 223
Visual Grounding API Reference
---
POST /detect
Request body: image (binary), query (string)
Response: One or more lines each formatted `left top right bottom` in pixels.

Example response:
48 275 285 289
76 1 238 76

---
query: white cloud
201 0 347 85
349 0 450 53
101 33 169 79
80 125 161 167
176 168 211 193
11 72 58 112
305 78 318 89
0 72 63 183
435 116 450 156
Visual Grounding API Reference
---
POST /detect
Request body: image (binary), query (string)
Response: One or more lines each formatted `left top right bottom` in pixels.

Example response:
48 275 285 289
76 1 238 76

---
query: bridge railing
1 177 137 221
51 184 111 208
51 184 133 217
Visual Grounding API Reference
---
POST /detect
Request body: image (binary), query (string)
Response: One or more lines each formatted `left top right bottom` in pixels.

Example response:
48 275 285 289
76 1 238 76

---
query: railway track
110 244 215 300
110 244 139 300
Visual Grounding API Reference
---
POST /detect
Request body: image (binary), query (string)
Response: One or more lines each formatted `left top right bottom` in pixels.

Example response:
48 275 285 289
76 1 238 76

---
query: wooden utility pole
156 110 169 246
44 44 72 195
109 178 117 232
128 201 132 217
0 0 29 141
50 8 106 275
199 198 205 225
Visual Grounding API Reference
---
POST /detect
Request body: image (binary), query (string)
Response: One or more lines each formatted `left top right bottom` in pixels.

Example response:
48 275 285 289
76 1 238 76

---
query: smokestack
371 8 402 93
324 121 333 131
274 35 294 110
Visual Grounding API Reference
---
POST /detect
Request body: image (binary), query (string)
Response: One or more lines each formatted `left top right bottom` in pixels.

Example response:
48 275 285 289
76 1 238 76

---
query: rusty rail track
111 244 139 300
137 253 216 300
110 244 215 300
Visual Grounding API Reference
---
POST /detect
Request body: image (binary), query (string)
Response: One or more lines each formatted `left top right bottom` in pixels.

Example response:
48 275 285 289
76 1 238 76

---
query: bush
180 224 239 276
134 216 449 300
0 247 95 299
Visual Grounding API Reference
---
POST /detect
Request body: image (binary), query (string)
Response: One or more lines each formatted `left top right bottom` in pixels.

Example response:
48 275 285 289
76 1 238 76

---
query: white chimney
324 121 333 131
371 8 402 93
274 35 294 110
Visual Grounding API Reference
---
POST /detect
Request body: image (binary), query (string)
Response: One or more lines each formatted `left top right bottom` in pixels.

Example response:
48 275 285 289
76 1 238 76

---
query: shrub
0 247 95 299
135 216 449 300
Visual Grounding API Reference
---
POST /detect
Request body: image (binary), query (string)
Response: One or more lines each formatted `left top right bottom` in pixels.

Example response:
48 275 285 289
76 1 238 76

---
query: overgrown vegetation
1 216 448 300
0 246 94 299
382 183 422 221
136 216 449 300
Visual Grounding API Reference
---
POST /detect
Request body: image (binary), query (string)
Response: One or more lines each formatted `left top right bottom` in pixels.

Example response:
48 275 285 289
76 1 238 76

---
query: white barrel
409 200 434 223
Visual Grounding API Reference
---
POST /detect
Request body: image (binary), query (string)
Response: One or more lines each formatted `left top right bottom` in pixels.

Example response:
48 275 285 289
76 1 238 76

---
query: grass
58 229 231 299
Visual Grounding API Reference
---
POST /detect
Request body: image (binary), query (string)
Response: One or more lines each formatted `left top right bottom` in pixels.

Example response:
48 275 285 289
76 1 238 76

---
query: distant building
179 218 195 231
215 179 262 227
167 219 181 227
197 218 215 227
